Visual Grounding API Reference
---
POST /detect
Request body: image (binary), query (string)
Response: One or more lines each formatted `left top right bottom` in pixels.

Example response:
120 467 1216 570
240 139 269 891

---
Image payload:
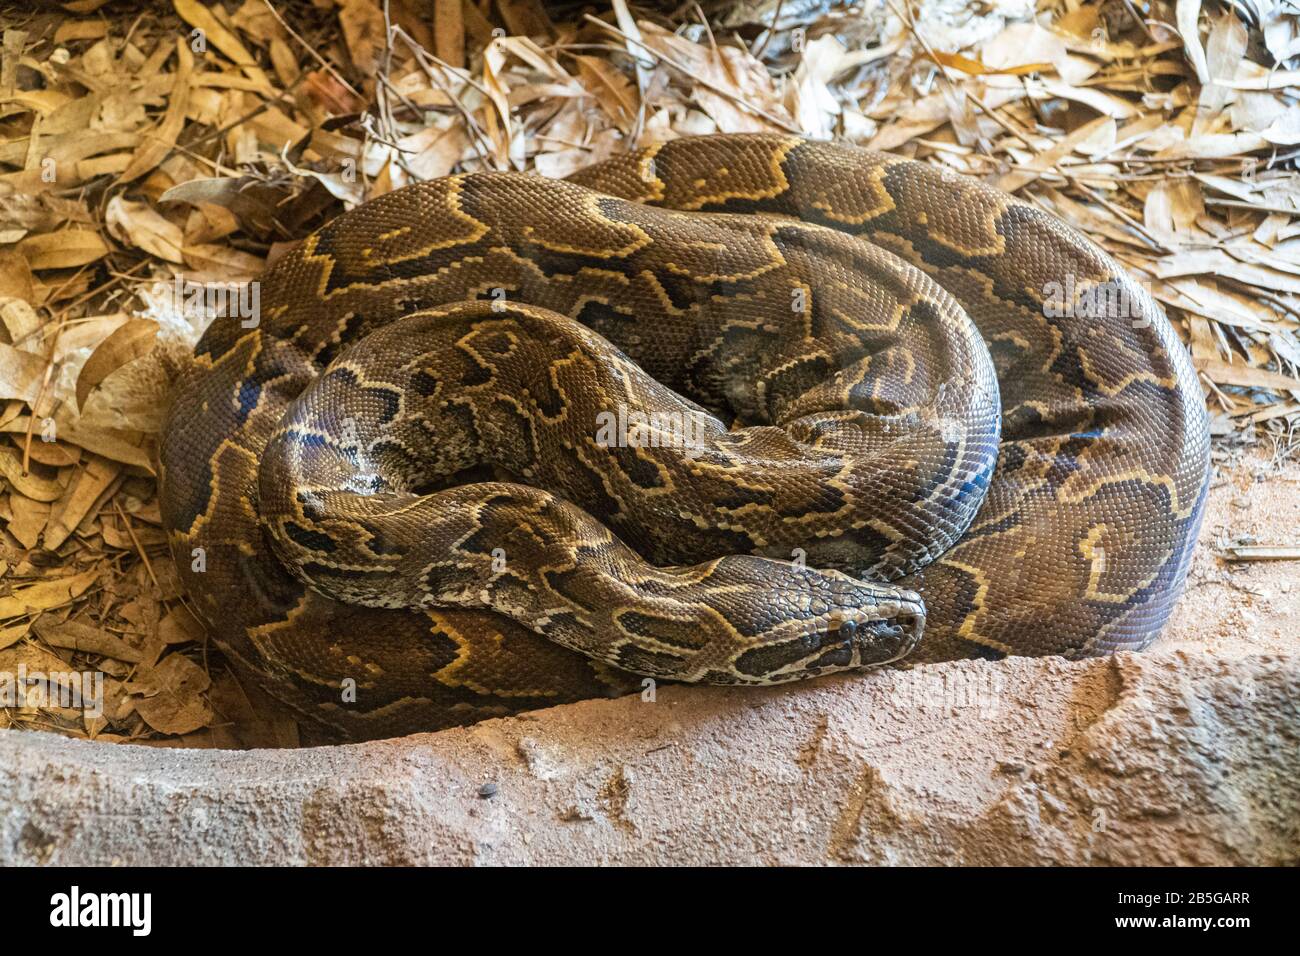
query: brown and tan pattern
159 135 1210 740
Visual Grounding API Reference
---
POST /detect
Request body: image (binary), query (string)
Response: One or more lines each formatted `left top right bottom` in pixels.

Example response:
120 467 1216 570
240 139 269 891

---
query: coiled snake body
160 135 1210 739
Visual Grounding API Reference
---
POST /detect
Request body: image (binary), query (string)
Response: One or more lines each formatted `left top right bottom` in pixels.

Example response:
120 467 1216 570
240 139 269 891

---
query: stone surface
2 648 1297 865
1 450 1297 865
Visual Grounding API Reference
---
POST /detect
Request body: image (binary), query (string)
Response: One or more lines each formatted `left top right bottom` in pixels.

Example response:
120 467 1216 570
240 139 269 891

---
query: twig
392 26 495 169
260 0 362 101
113 499 160 590
751 0 786 60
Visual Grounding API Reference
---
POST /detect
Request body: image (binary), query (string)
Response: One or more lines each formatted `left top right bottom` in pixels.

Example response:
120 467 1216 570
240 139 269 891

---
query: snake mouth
733 591 925 682
827 594 926 668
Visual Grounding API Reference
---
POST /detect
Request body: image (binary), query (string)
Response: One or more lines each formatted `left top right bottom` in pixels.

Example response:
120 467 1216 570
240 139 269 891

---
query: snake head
703 558 925 683
779 585 924 679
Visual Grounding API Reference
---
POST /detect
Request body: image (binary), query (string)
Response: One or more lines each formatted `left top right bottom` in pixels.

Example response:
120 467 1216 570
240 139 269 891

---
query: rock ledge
2 649 1296 865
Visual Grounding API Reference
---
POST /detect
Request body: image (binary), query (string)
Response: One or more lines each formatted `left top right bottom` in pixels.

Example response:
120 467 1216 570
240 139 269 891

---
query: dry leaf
74 318 160 411
127 652 213 735
0 569 100 620
16 229 108 270
105 198 184 263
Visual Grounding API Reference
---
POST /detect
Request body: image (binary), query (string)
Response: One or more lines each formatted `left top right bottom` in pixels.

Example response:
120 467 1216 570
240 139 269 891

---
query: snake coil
160 135 1210 739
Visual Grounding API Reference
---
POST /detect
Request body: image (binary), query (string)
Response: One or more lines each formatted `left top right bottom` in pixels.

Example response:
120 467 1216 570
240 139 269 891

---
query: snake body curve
159 135 1211 739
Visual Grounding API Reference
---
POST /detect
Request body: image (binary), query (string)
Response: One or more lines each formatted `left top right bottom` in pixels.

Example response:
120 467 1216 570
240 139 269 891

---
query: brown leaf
119 39 194 184
0 568 100 620
105 198 184 263
0 447 64 502
127 652 213 735
16 229 108 270
1194 357 1300 392
435 0 465 69
34 618 144 664
159 177 290 237
495 0 555 39
157 606 203 647
44 454 121 551
925 50 1053 76
6 495 51 550
172 0 272 91
0 342 48 405
75 319 160 412
337 0 386 78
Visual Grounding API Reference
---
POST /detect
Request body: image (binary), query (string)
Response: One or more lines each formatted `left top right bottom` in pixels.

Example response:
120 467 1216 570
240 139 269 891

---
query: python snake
159 134 1211 740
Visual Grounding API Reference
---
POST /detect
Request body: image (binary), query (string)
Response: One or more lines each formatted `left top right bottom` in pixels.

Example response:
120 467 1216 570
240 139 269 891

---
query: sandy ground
1163 444 1299 657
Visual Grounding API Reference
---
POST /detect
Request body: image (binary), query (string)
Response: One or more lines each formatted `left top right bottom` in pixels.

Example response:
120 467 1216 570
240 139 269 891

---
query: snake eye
838 617 857 639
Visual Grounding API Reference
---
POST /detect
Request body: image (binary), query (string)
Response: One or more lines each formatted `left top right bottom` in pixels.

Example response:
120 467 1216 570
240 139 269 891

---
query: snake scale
159 134 1211 740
